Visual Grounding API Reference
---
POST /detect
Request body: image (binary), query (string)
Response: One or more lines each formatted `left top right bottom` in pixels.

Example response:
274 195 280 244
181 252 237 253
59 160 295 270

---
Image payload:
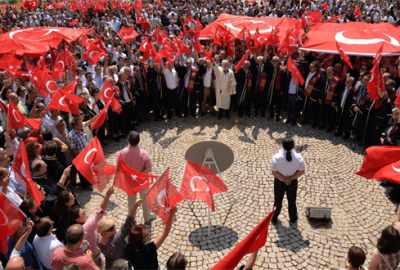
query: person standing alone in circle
270 137 306 224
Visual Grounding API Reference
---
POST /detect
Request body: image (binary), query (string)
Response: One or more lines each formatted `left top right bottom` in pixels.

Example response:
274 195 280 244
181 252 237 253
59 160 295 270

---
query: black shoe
252 112 258 117
275 117 280 122
334 131 341 137
312 123 318 128
291 121 297 126
284 119 291 124
211 111 216 117
343 135 350 140
318 125 326 130
201 112 206 116
112 137 120 142
218 115 222 120
326 127 333 132
225 115 230 120
261 113 266 118
267 116 273 120
239 114 243 118
167 114 172 119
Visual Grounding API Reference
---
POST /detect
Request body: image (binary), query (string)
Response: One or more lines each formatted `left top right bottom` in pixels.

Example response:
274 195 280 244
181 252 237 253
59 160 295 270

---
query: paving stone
74 115 395 269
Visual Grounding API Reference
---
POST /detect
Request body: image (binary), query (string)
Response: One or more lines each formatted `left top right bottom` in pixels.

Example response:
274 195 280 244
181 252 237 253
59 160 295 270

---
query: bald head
6 256 25 270
9 93 19 105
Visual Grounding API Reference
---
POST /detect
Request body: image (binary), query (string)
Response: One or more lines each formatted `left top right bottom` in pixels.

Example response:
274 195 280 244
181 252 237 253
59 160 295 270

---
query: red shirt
50 247 99 270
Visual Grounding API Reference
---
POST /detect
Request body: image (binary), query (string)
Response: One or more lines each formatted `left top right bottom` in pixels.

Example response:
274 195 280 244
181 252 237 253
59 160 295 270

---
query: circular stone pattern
74 116 396 270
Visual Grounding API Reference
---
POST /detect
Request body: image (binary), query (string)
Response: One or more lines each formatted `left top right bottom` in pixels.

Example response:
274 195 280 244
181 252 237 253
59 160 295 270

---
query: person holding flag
117 131 156 225
125 206 178 270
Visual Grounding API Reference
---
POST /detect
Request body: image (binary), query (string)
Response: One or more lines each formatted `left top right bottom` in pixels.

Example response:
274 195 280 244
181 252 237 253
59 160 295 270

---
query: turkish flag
394 93 400 108
188 29 202 52
82 39 108 65
113 156 158 196
287 56 304 85
98 81 121 113
92 97 112 130
253 28 268 47
368 63 384 106
269 27 280 46
211 209 275 270
172 35 183 55
373 43 384 66
156 0 164 8
24 0 38 9
72 137 116 192
213 24 226 46
325 15 344 23
354 4 362 18
82 35 94 48
0 98 8 115
0 192 26 254
136 13 150 30
118 27 139 43
179 160 228 211
203 50 214 62
321 2 329 12
51 51 68 80
307 10 323 23
0 50 23 77
48 89 83 115
355 146 400 184
134 0 143 13
36 53 50 73
227 39 235 57
336 42 353 70
185 15 196 24
146 168 182 225
147 3 152 13
138 38 157 62
195 18 203 31
12 140 45 210
8 102 41 130
235 50 251 74
63 78 79 94
38 72 59 98
152 26 168 45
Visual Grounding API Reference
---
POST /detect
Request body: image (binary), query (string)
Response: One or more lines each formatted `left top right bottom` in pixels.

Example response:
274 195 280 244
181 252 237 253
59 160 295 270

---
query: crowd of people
0 0 400 269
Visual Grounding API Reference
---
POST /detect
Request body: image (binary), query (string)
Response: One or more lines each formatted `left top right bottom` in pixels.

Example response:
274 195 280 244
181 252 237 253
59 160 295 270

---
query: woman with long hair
270 137 306 224
368 225 400 270
125 206 177 270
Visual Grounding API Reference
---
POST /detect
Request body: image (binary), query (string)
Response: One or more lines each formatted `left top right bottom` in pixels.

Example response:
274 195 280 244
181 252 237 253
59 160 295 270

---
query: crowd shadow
188 225 238 251
75 189 118 211
273 222 310 253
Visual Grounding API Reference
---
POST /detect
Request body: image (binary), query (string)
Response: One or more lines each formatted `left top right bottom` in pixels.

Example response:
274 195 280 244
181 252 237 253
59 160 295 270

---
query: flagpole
201 158 212 237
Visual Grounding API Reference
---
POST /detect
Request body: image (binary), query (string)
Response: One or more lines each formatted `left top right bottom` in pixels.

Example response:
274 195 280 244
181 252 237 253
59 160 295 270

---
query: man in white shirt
33 217 64 270
161 62 180 119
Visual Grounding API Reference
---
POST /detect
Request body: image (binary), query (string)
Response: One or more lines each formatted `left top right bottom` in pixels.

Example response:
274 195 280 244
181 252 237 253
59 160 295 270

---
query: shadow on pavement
188 225 238 251
273 222 310 253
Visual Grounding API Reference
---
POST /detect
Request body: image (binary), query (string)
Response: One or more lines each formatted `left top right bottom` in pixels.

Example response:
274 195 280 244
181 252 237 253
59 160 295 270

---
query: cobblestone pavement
75 114 397 270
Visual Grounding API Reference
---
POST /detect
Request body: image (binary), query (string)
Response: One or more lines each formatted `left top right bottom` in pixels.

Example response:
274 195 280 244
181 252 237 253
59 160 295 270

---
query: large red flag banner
146 168 182 225
0 192 26 254
301 22 400 56
72 137 116 192
199 14 304 48
0 27 93 56
113 156 158 196
355 146 400 184
211 209 275 270
179 160 228 211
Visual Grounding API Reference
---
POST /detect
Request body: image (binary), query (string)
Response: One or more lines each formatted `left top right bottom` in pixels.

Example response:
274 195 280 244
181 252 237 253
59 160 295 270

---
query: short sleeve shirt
271 150 306 178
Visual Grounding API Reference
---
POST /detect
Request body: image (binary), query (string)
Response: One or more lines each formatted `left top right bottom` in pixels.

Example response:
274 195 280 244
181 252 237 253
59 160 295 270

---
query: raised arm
99 186 114 211
153 206 177 250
